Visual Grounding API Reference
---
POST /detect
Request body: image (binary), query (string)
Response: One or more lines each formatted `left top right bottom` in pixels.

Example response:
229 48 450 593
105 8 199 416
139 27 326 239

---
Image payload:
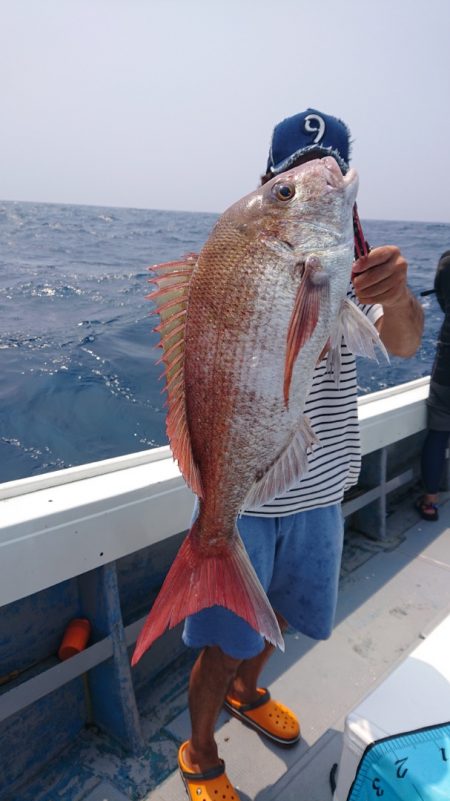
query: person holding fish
133 108 424 800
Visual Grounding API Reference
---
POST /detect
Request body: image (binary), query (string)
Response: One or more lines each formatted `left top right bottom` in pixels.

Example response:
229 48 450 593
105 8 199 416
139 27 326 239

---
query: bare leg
184 614 289 771
229 613 288 704
184 645 241 773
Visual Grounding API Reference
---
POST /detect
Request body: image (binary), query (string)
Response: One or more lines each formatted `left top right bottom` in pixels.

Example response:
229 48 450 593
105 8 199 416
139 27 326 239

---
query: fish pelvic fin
242 416 318 509
326 298 389 383
148 255 203 498
131 520 284 665
284 257 329 407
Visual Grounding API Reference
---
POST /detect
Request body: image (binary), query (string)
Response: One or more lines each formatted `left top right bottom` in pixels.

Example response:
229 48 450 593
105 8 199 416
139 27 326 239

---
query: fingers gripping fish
132 157 388 665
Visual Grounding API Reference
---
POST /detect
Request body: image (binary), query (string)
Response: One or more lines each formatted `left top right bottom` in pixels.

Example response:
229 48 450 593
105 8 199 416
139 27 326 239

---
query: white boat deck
12 492 450 801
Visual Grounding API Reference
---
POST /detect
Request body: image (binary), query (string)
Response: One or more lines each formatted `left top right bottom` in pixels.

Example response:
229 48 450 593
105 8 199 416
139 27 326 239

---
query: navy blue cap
266 108 351 176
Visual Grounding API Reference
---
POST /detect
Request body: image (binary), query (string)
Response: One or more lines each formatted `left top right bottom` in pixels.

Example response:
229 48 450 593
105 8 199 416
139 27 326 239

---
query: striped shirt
244 285 383 517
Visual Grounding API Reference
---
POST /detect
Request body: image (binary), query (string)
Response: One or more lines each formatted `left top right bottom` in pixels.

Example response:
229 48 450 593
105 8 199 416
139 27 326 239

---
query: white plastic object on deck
333 613 450 800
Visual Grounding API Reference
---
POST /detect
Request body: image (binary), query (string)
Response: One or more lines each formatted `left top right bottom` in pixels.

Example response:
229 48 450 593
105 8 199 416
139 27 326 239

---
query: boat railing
342 375 430 536
0 377 431 610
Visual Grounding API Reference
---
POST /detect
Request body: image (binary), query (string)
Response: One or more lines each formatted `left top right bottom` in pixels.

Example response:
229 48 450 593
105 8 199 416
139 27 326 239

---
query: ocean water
0 199 449 484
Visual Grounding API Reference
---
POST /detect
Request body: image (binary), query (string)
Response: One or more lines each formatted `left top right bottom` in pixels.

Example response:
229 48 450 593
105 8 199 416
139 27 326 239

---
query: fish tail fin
131 521 284 665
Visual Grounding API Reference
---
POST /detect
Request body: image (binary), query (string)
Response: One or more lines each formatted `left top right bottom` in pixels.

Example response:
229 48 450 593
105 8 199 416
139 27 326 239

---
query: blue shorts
182 504 344 660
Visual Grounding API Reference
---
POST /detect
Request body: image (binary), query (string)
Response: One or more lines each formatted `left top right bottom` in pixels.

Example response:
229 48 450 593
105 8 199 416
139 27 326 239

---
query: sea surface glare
0 199 448 484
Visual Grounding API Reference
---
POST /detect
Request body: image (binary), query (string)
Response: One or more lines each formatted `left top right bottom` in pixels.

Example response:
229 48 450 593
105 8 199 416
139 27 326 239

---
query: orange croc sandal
224 687 300 746
178 740 241 801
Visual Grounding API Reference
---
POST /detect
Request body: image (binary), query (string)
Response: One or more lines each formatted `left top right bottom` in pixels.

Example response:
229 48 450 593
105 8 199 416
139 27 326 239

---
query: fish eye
272 182 295 202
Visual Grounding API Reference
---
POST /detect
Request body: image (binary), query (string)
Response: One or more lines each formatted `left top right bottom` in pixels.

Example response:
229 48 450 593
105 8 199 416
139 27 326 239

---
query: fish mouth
343 167 358 189
321 159 358 205
321 156 344 188
294 157 359 209
320 156 357 191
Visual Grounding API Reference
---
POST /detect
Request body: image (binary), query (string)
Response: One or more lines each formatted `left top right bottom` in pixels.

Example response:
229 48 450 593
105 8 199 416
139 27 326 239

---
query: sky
1 0 450 223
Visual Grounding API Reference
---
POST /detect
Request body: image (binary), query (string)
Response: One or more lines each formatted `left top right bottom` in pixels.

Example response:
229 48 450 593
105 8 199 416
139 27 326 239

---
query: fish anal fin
284 258 329 406
131 522 284 665
148 255 203 497
243 417 318 509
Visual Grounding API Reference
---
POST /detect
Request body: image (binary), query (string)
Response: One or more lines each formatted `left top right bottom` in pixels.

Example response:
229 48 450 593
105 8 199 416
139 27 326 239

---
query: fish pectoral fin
131 521 284 665
326 298 389 383
148 254 203 498
242 417 319 509
284 258 329 407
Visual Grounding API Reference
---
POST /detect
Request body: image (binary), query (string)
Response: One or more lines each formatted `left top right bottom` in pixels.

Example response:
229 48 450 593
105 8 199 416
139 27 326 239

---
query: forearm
377 290 424 357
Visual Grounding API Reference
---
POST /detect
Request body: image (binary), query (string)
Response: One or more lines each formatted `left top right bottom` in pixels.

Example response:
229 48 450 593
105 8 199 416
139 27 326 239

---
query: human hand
352 245 409 309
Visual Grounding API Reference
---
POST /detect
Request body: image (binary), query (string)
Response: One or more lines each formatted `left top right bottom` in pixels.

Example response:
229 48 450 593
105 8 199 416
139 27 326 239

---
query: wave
0 200 448 483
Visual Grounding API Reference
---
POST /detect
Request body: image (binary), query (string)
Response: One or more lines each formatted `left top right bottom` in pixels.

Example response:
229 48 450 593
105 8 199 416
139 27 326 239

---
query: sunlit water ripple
0 200 448 483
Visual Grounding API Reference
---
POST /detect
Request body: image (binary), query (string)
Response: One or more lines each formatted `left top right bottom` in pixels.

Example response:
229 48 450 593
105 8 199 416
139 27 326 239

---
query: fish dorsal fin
242 416 318 509
148 254 203 497
326 298 389 383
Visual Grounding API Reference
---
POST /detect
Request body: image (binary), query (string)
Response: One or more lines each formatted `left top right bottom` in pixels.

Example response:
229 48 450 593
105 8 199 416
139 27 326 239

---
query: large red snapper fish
132 157 387 665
